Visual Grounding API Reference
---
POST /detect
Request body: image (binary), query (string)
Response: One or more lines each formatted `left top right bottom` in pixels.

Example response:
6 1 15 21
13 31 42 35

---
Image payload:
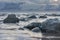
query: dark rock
41 18 60 33
19 18 28 21
6 28 16 30
39 15 47 18
46 14 60 16
42 38 49 40
3 14 19 23
0 14 6 16
28 15 37 19
0 28 16 30
17 15 20 17
32 27 41 32
42 38 60 40
46 30 57 33
24 22 41 30
40 28 47 33
18 28 24 30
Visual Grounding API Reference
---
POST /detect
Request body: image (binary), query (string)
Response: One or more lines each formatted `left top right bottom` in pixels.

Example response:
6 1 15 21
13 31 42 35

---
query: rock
42 38 49 40
32 27 41 32
3 14 19 23
28 15 37 19
0 28 16 30
18 28 24 30
40 28 47 33
46 30 57 33
0 14 6 16
19 18 28 21
46 14 60 16
39 15 47 18
17 15 20 17
41 18 60 33
24 22 41 30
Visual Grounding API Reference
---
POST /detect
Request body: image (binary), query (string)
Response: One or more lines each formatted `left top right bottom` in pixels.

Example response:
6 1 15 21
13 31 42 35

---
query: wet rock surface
39 15 47 18
42 18 60 33
3 14 19 23
24 22 41 30
42 38 60 40
32 27 41 32
0 14 6 16
1 13 60 40
18 28 24 30
28 15 37 19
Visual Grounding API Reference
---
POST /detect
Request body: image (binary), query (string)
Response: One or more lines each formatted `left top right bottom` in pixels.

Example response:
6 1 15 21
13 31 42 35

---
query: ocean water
0 12 60 40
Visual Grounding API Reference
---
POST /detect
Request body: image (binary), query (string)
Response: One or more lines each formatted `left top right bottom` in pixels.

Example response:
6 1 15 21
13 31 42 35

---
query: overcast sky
0 0 60 4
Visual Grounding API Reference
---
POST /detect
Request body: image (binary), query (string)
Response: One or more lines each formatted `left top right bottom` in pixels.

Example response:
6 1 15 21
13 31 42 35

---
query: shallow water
0 13 60 40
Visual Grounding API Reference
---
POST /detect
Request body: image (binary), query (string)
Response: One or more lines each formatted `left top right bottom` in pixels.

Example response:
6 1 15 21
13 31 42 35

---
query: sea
0 11 60 40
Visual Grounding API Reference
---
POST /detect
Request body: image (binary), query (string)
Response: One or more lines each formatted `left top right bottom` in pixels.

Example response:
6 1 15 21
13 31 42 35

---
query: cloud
0 0 59 4
0 0 23 3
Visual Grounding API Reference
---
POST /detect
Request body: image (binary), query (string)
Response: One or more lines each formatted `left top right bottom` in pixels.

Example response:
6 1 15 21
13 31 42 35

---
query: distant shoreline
0 11 60 14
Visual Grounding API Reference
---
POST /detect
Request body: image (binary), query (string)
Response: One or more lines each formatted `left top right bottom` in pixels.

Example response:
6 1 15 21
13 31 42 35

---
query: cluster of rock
42 18 60 33
24 22 42 32
23 18 60 33
28 15 47 19
24 22 41 30
3 14 37 23
3 14 19 23
3 14 60 33
19 15 37 21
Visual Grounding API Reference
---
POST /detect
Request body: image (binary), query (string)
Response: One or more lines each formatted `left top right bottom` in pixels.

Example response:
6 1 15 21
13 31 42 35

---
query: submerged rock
18 28 24 30
24 22 41 30
19 18 28 21
32 27 41 32
46 14 60 16
0 14 6 16
3 14 19 23
41 18 60 33
28 15 37 19
0 28 16 30
39 15 47 18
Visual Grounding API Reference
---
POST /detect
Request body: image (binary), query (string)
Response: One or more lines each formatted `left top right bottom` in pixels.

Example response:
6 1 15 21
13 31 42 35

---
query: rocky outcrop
41 18 60 33
24 22 41 30
3 14 19 23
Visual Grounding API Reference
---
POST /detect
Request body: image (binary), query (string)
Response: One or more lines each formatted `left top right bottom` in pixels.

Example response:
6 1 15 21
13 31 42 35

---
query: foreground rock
24 22 41 30
41 18 60 33
3 14 19 23
32 27 41 32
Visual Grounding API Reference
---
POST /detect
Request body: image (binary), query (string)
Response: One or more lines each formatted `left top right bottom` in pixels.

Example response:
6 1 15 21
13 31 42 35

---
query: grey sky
0 0 60 5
